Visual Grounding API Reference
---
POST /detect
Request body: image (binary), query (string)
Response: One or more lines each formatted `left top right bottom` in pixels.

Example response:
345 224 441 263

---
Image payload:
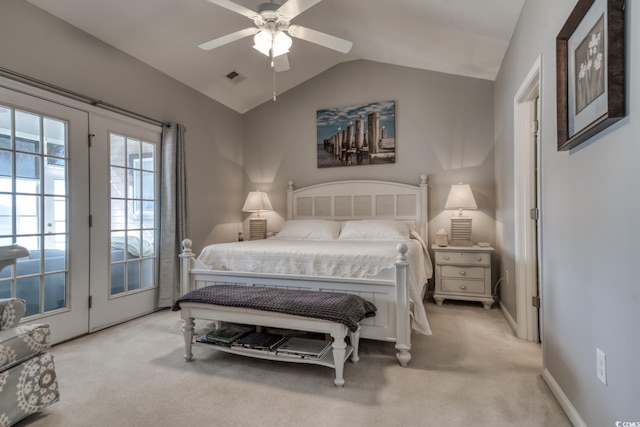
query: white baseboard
500 301 585 426
499 300 518 334
542 368 587 427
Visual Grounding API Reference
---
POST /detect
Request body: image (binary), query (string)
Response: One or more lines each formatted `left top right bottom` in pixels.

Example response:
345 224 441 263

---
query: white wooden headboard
286 175 429 242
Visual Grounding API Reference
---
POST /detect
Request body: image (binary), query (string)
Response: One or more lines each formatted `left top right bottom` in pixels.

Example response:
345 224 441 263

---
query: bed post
179 239 196 296
419 174 428 243
287 181 294 220
394 242 411 366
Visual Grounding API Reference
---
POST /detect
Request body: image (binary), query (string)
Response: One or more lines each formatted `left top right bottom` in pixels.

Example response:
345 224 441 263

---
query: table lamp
242 191 273 240
444 183 477 246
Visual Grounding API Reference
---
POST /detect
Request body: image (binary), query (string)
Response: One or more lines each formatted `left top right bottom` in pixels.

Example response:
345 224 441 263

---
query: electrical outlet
596 348 607 385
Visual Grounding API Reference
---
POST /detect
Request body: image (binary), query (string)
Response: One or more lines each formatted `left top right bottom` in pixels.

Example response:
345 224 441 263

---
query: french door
0 84 161 341
0 87 90 343
88 113 160 332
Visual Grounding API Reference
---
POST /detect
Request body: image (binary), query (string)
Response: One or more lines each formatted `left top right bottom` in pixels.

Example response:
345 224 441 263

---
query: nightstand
432 245 494 309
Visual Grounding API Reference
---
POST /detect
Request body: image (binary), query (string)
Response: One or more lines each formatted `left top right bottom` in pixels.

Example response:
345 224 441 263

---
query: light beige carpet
15 302 571 427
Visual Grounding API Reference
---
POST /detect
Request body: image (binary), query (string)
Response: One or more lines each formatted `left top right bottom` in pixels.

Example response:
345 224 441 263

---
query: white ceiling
27 0 525 114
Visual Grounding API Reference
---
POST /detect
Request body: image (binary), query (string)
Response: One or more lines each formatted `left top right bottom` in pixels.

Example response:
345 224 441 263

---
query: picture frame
316 100 396 168
556 0 625 151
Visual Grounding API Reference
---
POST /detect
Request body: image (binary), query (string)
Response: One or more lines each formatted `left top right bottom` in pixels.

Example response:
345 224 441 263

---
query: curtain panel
157 123 188 307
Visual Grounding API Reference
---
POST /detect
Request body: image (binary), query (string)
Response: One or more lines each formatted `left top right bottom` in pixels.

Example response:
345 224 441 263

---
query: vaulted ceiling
27 0 525 113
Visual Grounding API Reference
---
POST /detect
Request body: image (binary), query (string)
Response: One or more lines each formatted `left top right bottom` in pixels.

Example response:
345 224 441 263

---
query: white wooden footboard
179 239 413 366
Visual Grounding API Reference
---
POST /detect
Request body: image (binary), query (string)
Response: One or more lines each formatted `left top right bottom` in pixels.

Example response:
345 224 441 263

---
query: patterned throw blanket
172 285 377 332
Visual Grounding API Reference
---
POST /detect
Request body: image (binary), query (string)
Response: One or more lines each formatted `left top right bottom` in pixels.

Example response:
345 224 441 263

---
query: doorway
514 56 542 342
0 81 161 343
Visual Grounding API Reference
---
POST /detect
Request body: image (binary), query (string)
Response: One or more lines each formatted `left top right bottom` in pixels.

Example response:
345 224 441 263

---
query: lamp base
450 216 472 246
249 218 267 240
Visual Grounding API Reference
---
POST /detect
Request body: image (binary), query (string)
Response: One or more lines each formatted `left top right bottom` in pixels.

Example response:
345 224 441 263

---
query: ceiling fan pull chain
273 64 277 101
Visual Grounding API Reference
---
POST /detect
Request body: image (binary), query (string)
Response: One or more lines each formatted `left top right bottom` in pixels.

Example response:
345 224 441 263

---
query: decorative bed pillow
271 220 341 240
338 220 411 241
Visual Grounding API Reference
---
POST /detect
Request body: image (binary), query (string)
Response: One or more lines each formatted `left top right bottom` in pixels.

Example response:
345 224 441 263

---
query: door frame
513 56 543 342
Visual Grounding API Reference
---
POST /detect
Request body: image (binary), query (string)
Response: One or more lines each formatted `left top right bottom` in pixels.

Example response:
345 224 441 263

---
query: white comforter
197 238 433 335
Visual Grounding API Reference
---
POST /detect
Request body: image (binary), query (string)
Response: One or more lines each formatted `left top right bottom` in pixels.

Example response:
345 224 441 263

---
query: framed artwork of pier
556 0 625 151
316 100 396 168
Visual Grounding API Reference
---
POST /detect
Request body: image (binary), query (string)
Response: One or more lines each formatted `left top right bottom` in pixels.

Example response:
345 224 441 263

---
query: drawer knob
460 285 467 290
476 257 482 261
459 271 467 276
443 256 450 260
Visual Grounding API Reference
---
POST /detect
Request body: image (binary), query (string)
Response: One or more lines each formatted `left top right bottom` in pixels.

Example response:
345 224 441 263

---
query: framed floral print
556 0 626 151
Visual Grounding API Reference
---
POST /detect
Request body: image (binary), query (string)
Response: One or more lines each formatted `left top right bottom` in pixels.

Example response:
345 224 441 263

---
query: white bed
179 175 431 365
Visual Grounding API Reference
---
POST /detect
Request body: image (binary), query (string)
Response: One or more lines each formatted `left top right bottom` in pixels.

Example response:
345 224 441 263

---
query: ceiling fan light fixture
272 30 292 57
253 29 272 56
253 29 291 58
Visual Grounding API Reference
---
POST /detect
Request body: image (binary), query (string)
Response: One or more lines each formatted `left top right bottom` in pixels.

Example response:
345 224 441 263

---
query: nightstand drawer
435 252 490 266
441 278 485 294
441 265 485 279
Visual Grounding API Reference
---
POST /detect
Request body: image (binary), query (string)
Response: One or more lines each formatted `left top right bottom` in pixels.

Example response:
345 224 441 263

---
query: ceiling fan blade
198 27 259 50
276 0 322 20
287 25 353 54
274 54 290 72
205 0 260 19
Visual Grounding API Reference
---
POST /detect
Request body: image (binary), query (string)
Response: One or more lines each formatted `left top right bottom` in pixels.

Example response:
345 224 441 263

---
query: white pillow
338 220 411 241
271 220 341 240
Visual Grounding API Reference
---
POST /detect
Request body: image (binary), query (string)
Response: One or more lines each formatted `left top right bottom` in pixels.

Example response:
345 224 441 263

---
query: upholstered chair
0 298 59 425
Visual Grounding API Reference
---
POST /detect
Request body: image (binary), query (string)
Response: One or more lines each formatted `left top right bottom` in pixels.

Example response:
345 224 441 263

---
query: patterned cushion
0 299 26 330
0 324 52 372
0 352 60 426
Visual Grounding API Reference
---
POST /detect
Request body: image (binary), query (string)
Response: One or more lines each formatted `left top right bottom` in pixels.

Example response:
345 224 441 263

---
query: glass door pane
109 133 157 296
0 105 69 316
89 112 159 332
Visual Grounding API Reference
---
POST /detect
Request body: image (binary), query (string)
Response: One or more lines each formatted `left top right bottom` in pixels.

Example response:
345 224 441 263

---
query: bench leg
330 331 348 387
349 327 360 363
182 317 195 361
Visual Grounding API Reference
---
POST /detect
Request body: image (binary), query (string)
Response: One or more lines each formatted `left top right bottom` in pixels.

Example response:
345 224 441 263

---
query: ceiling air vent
225 70 245 84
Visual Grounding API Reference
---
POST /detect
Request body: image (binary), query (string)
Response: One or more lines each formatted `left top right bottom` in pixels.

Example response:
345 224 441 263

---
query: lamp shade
242 191 273 213
444 184 477 210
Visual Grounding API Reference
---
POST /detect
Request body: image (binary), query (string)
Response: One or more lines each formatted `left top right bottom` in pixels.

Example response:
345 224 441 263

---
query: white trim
542 369 587 427
513 55 542 341
500 300 517 334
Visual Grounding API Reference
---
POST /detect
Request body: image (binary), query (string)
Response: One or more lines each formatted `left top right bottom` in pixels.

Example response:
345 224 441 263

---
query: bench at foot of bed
171 285 376 387
179 303 360 387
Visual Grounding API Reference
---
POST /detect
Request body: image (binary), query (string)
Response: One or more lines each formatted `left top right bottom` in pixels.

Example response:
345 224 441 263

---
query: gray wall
243 60 497 255
495 0 640 424
0 0 244 254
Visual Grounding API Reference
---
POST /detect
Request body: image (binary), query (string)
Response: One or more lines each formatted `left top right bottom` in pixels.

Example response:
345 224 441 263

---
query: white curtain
157 123 188 307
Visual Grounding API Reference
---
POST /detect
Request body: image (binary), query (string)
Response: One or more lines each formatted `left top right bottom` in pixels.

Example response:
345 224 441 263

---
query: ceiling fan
198 0 353 72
